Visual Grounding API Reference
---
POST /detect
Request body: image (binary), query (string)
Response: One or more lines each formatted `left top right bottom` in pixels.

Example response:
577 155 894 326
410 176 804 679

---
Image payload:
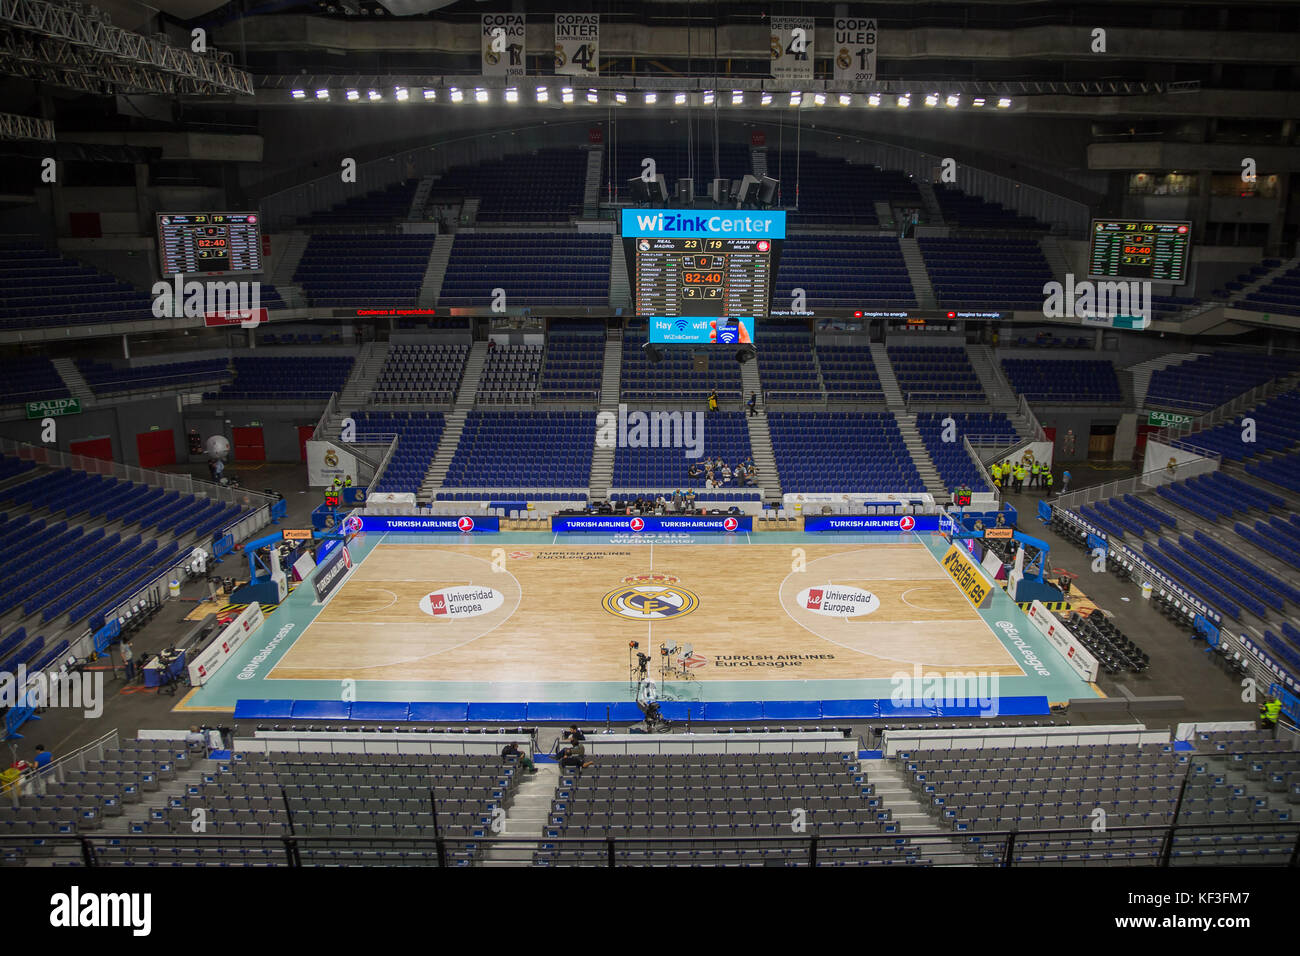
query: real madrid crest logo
602 573 699 620
324 449 339 467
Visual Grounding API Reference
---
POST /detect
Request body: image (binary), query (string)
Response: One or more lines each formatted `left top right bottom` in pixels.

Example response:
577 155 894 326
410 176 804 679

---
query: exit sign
26 398 81 419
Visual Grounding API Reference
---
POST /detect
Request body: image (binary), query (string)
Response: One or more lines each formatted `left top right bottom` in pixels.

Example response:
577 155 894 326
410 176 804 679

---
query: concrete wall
183 407 318 464
0 396 185 466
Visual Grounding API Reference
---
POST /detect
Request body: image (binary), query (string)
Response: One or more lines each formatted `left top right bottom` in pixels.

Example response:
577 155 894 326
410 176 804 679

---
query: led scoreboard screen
156 212 263 277
1088 219 1191 285
621 210 784 344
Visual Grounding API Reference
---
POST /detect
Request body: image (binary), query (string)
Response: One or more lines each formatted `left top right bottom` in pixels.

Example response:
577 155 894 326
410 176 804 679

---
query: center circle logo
796 585 880 618
899 515 916 531
420 585 503 619
629 517 645 532
602 573 698 620
722 516 738 531
457 516 475 532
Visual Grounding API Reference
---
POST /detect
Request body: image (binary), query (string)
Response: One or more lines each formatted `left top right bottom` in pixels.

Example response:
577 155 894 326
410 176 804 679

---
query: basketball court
179 530 1098 711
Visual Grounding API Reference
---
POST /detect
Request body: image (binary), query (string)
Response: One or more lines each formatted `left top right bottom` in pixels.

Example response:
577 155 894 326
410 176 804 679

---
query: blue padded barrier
290 700 352 720
525 702 589 723
407 702 469 722
703 700 764 721
233 699 295 720
819 699 881 719
658 700 707 722
585 701 644 722
762 700 824 720
348 701 412 722
467 702 528 722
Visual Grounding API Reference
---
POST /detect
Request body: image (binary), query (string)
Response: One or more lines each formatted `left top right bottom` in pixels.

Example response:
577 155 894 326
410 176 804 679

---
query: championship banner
832 17 877 88
312 544 353 603
555 13 598 75
770 16 814 82
187 602 264 686
482 13 525 78
940 544 994 609
1026 600 1100 682
551 515 752 533
345 515 500 534
802 515 939 533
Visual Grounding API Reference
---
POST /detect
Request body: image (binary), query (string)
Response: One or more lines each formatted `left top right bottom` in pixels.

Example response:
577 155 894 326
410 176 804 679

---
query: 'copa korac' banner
340 515 500 534
803 514 940 533
940 543 995 609
551 514 752 533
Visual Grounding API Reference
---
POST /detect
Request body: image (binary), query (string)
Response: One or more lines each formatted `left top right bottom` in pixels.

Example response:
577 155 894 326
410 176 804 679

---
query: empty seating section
207 355 353 401
0 239 153 330
770 412 924 493
1000 358 1122 403
611 142 752 203
776 236 915 309
298 180 418 226
932 185 1048 232
766 152 921 225
0 356 69 405
1151 294 1200 322
887 345 984 403
372 344 468 404
622 330 742 402
758 325 822 400
540 752 918 867
815 344 883 401
1179 389 1300 461
1145 352 1300 411
294 235 435 308
76 358 230 395
919 238 1053 311
439 234 609 308
915 413 1016 492
1235 261 1300 317
1245 447 1300 497
353 411 445 495
443 411 595 488
478 344 542 403
431 149 587 221
612 411 751 489
537 322 604 401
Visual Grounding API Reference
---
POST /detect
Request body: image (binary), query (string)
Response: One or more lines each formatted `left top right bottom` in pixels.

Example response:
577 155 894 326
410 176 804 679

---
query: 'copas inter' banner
770 16 814 82
832 17 878 88
482 13 525 79
555 13 598 75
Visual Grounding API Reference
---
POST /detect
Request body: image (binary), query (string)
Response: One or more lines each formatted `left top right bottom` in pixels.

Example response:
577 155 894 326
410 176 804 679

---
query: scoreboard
1088 220 1191 285
157 212 263 277
621 210 783 344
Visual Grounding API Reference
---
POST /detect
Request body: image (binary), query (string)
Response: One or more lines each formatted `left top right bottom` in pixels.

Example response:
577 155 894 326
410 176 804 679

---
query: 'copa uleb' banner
833 17 878 87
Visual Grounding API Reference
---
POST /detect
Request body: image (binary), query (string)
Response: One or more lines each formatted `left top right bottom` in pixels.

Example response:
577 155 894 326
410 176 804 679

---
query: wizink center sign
621 210 787 239
649 316 754 345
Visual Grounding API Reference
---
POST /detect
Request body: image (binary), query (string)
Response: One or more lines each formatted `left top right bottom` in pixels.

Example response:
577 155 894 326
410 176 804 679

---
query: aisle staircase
869 343 905 409
480 763 559 867
899 238 937 309
894 411 946 497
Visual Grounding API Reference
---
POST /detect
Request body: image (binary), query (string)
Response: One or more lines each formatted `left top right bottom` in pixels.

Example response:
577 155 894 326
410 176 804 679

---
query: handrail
1151 376 1293 446
1049 455 1219 512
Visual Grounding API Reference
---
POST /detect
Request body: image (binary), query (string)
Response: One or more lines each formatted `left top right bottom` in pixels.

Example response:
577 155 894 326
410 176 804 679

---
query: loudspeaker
758 176 779 205
676 178 694 204
735 174 760 205
642 342 664 364
709 178 730 203
736 344 756 364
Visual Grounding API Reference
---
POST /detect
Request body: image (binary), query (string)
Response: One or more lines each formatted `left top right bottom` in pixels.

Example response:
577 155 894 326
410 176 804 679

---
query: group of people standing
991 459 1069 496
688 455 757 488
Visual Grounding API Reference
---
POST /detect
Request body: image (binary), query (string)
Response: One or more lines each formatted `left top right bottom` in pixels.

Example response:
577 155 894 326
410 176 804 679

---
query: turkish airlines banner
551 515 752 533
555 13 598 76
312 544 353 603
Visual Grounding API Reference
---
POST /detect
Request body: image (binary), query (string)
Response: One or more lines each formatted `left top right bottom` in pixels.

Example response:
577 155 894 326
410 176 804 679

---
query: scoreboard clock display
157 212 263 277
622 210 784 345
1088 220 1191 285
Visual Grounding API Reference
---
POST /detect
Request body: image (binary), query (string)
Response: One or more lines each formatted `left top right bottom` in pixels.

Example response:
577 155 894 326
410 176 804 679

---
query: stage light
644 91 657 104
867 93 880 107
290 89 306 99
315 89 329 100
505 87 518 103
997 97 1012 108
702 90 714 105
813 92 825 106
674 91 687 105
924 93 939 107
367 89 381 101
897 94 910 107
394 86 409 101
587 88 598 103
761 91 773 106
972 97 986 107
561 87 574 103
346 89 359 101
946 94 960 108
838 93 851 106
476 88 489 103
732 90 744 105
789 91 801 106
448 86 462 103
536 86 549 103
615 91 627 104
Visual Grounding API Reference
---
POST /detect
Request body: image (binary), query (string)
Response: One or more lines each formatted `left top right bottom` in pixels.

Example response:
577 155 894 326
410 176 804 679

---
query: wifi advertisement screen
623 210 782 342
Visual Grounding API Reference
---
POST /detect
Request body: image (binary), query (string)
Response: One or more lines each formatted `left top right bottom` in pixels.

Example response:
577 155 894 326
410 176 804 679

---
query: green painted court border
179 530 1098 711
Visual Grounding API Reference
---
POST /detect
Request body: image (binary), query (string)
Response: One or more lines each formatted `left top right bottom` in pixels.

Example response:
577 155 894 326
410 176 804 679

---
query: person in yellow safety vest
344 476 353 488
1030 461 1041 489
1043 469 1054 496
1259 696 1282 730
331 476 342 491
1014 464 1026 493
990 462 1002 488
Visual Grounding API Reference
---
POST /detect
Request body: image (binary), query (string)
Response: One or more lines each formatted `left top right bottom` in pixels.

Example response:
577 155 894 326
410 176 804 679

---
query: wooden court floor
267 542 1022 684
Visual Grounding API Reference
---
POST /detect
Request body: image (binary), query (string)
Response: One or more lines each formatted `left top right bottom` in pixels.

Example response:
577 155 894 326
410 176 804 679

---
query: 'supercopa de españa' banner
555 13 598 75
482 13 525 79
770 16 814 82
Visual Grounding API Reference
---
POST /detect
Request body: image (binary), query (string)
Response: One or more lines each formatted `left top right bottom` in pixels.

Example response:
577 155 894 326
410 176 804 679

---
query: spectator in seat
502 740 536 774
708 389 718 413
685 490 696 512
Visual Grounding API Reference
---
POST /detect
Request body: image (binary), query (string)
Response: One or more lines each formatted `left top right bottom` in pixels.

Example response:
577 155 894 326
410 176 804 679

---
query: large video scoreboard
1088 219 1191 285
156 212 263 277
621 210 784 344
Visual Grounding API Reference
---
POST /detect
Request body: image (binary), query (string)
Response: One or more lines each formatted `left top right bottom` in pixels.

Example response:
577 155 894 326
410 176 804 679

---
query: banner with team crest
770 16 814 82
482 13 526 79
555 13 599 75
832 17 878 88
